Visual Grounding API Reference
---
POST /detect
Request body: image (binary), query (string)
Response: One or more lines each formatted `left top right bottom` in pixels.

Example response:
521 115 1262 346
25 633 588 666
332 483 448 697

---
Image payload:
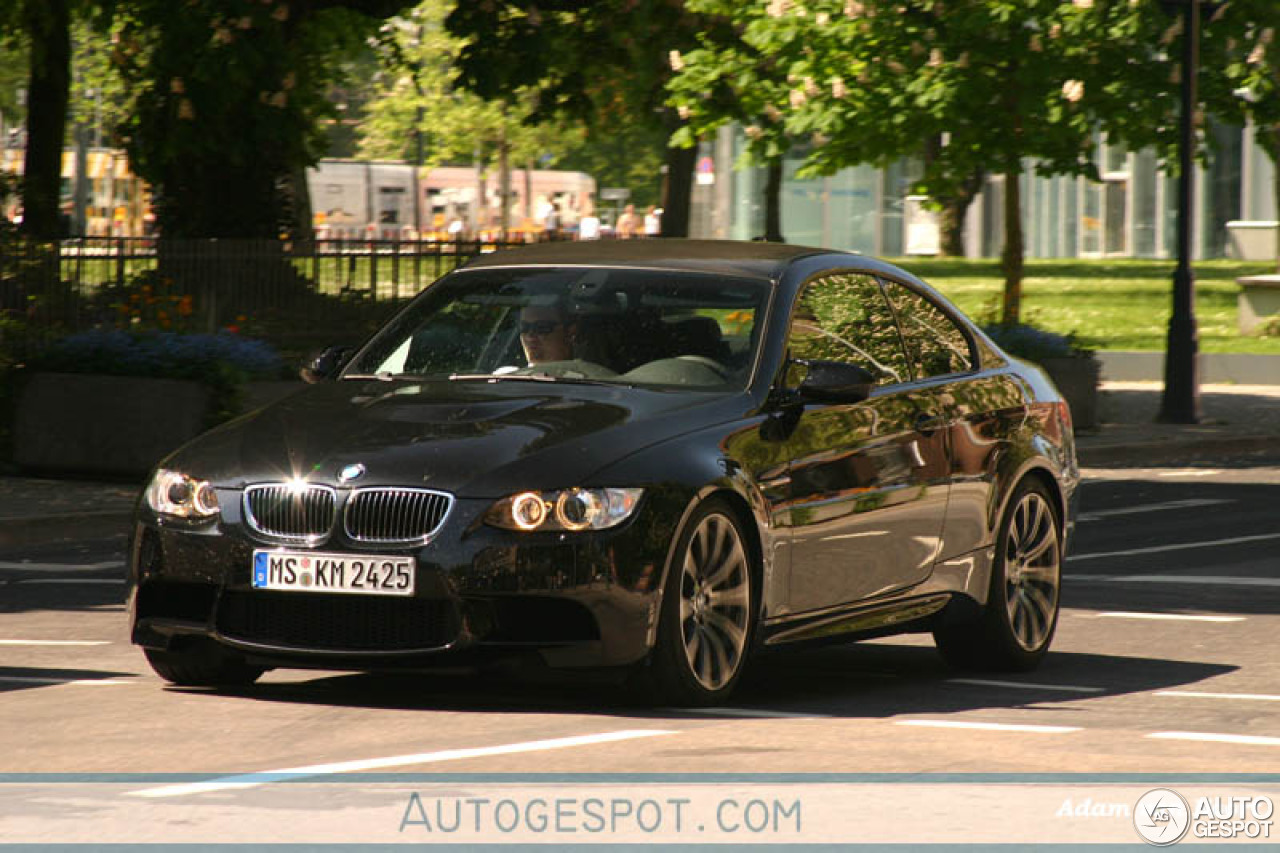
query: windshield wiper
342 372 420 382
449 372 629 388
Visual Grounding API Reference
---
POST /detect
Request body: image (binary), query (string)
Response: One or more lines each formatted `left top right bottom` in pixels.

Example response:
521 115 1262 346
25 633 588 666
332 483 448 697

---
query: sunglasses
520 320 562 335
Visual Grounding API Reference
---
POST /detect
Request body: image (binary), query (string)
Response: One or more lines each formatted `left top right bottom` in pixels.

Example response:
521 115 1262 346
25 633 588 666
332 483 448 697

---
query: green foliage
358 1 571 173
114 0 407 238
444 0 713 226
666 0 793 166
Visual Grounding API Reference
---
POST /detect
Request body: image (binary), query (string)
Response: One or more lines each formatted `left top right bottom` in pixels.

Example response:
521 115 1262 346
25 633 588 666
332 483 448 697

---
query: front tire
642 498 758 706
145 644 265 687
934 478 1062 671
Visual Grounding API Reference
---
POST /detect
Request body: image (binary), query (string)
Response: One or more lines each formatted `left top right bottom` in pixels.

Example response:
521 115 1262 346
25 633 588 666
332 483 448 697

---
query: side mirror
794 358 876 404
300 346 353 384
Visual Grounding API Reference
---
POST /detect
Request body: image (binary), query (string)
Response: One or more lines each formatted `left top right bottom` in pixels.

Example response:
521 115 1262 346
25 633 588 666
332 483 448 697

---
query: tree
738 1 1115 325
1214 0 1280 269
358 0 576 232
114 0 410 239
2 0 71 241
666 0 797 242
444 0 710 237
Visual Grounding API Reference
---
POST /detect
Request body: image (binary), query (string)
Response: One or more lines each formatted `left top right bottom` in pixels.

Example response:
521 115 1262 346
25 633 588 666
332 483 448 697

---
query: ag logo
1135 788 1190 846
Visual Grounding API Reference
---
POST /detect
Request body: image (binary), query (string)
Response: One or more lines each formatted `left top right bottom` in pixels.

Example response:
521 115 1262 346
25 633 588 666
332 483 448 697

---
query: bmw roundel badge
338 463 366 484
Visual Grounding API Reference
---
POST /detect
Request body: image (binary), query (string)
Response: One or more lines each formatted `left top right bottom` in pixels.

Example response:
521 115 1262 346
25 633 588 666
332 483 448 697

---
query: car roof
460 238 835 281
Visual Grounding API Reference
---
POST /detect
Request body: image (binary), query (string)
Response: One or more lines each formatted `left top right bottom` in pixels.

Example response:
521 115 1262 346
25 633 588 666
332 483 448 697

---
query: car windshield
346 267 770 391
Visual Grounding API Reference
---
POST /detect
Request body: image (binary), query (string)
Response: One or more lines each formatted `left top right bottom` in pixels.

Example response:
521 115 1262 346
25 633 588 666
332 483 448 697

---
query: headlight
485 488 643 532
145 469 220 520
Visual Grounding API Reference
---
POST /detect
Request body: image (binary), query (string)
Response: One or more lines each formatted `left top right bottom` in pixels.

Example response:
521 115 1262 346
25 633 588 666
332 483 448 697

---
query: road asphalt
0 380 1277 549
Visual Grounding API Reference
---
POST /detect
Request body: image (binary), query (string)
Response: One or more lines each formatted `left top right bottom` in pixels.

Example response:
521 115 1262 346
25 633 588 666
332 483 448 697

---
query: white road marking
1067 532 1280 562
1155 691 1280 702
1076 575 1280 588
0 639 112 646
131 729 677 799
0 560 124 572
0 677 132 686
15 578 126 585
1091 612 1246 623
1076 498 1232 523
1148 732 1280 747
895 720 1081 734
673 707 832 719
949 678 1104 694
1156 469 1223 478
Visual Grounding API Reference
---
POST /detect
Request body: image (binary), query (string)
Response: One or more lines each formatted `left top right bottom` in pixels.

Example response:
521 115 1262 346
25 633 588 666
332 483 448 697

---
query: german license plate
251 550 414 596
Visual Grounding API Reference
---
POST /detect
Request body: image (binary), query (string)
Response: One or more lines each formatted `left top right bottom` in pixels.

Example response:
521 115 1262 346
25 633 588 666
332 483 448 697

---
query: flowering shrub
28 329 286 427
32 329 282 381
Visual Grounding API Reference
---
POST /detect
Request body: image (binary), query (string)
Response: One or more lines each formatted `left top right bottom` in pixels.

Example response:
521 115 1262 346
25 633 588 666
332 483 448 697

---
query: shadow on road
165 644 1234 721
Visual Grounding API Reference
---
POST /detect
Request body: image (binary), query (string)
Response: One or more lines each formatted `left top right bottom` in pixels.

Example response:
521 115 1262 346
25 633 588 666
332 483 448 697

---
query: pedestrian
578 208 601 240
616 203 638 239
643 205 662 237
544 202 562 240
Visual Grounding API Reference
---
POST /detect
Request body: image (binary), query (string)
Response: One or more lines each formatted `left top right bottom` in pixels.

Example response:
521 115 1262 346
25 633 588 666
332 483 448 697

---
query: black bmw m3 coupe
129 239 1079 705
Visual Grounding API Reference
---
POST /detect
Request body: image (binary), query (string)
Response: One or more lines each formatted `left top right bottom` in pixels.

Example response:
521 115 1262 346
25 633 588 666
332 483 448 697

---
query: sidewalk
1077 381 1280 467
0 381 1277 549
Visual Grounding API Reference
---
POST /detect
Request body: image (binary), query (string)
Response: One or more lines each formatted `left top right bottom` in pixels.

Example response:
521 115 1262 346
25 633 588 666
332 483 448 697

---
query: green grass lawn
892 258 1280 354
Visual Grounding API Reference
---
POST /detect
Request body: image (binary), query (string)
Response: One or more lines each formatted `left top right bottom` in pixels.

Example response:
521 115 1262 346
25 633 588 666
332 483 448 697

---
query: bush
1254 314 1280 338
981 322 1095 363
26 329 286 426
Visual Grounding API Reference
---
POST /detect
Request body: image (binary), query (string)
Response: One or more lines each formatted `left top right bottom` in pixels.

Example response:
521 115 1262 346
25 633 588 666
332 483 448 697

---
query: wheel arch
648 484 768 651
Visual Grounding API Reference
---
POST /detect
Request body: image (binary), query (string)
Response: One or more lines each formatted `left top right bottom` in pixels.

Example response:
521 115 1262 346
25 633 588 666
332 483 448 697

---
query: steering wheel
676 355 731 378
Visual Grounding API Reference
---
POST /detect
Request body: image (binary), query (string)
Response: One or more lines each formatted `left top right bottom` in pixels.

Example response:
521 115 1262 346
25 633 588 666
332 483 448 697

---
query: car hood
164 378 746 497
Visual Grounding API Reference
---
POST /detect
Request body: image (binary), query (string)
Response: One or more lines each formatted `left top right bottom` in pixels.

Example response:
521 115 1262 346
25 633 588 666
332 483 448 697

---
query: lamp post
1158 0 1208 424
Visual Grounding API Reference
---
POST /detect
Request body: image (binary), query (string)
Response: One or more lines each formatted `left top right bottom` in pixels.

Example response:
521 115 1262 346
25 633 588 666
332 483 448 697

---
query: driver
519 301 577 365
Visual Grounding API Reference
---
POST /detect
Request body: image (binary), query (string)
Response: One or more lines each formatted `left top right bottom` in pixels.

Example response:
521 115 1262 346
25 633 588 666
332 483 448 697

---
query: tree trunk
938 200 967 258
1270 128 1280 273
660 110 697 238
20 0 71 241
922 135 983 258
939 171 984 257
287 166 313 241
660 143 697 238
1000 165 1024 326
763 158 785 243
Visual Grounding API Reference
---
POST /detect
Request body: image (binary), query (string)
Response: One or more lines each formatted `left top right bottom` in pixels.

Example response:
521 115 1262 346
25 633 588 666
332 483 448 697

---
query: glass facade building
690 123 1277 260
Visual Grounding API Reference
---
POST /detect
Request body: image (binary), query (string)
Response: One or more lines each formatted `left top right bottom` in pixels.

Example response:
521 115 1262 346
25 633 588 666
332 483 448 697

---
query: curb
1077 434 1279 468
0 511 134 549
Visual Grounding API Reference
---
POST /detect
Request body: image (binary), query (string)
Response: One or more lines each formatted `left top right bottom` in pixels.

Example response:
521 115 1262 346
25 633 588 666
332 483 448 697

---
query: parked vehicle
128 240 1079 705
307 159 596 240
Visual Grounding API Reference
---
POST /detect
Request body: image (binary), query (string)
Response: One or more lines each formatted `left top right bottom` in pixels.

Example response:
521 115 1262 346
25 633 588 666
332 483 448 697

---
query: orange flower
177 295 194 316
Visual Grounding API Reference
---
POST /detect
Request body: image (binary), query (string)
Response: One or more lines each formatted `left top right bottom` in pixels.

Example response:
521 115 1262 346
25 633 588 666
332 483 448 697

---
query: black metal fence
0 236 528 361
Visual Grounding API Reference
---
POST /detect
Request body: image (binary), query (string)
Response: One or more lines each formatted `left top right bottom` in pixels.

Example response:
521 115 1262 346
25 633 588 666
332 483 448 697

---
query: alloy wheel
1002 490 1061 652
678 512 751 691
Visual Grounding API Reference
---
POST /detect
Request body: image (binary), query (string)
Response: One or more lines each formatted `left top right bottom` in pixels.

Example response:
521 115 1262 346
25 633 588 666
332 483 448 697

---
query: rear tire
934 478 1062 672
145 645 265 687
639 498 758 706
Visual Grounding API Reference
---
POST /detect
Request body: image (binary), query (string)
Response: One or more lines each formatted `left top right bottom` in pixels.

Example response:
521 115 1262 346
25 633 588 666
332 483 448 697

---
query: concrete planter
1039 356 1101 432
13 373 300 478
1238 274 1280 335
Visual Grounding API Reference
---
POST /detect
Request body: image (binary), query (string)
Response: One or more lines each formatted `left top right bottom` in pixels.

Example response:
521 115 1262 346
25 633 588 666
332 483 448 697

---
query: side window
881 281 974 379
787 273 910 386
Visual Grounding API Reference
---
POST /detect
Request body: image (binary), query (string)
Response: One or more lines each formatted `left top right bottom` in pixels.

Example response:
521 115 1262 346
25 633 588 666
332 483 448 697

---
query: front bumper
127 493 679 672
